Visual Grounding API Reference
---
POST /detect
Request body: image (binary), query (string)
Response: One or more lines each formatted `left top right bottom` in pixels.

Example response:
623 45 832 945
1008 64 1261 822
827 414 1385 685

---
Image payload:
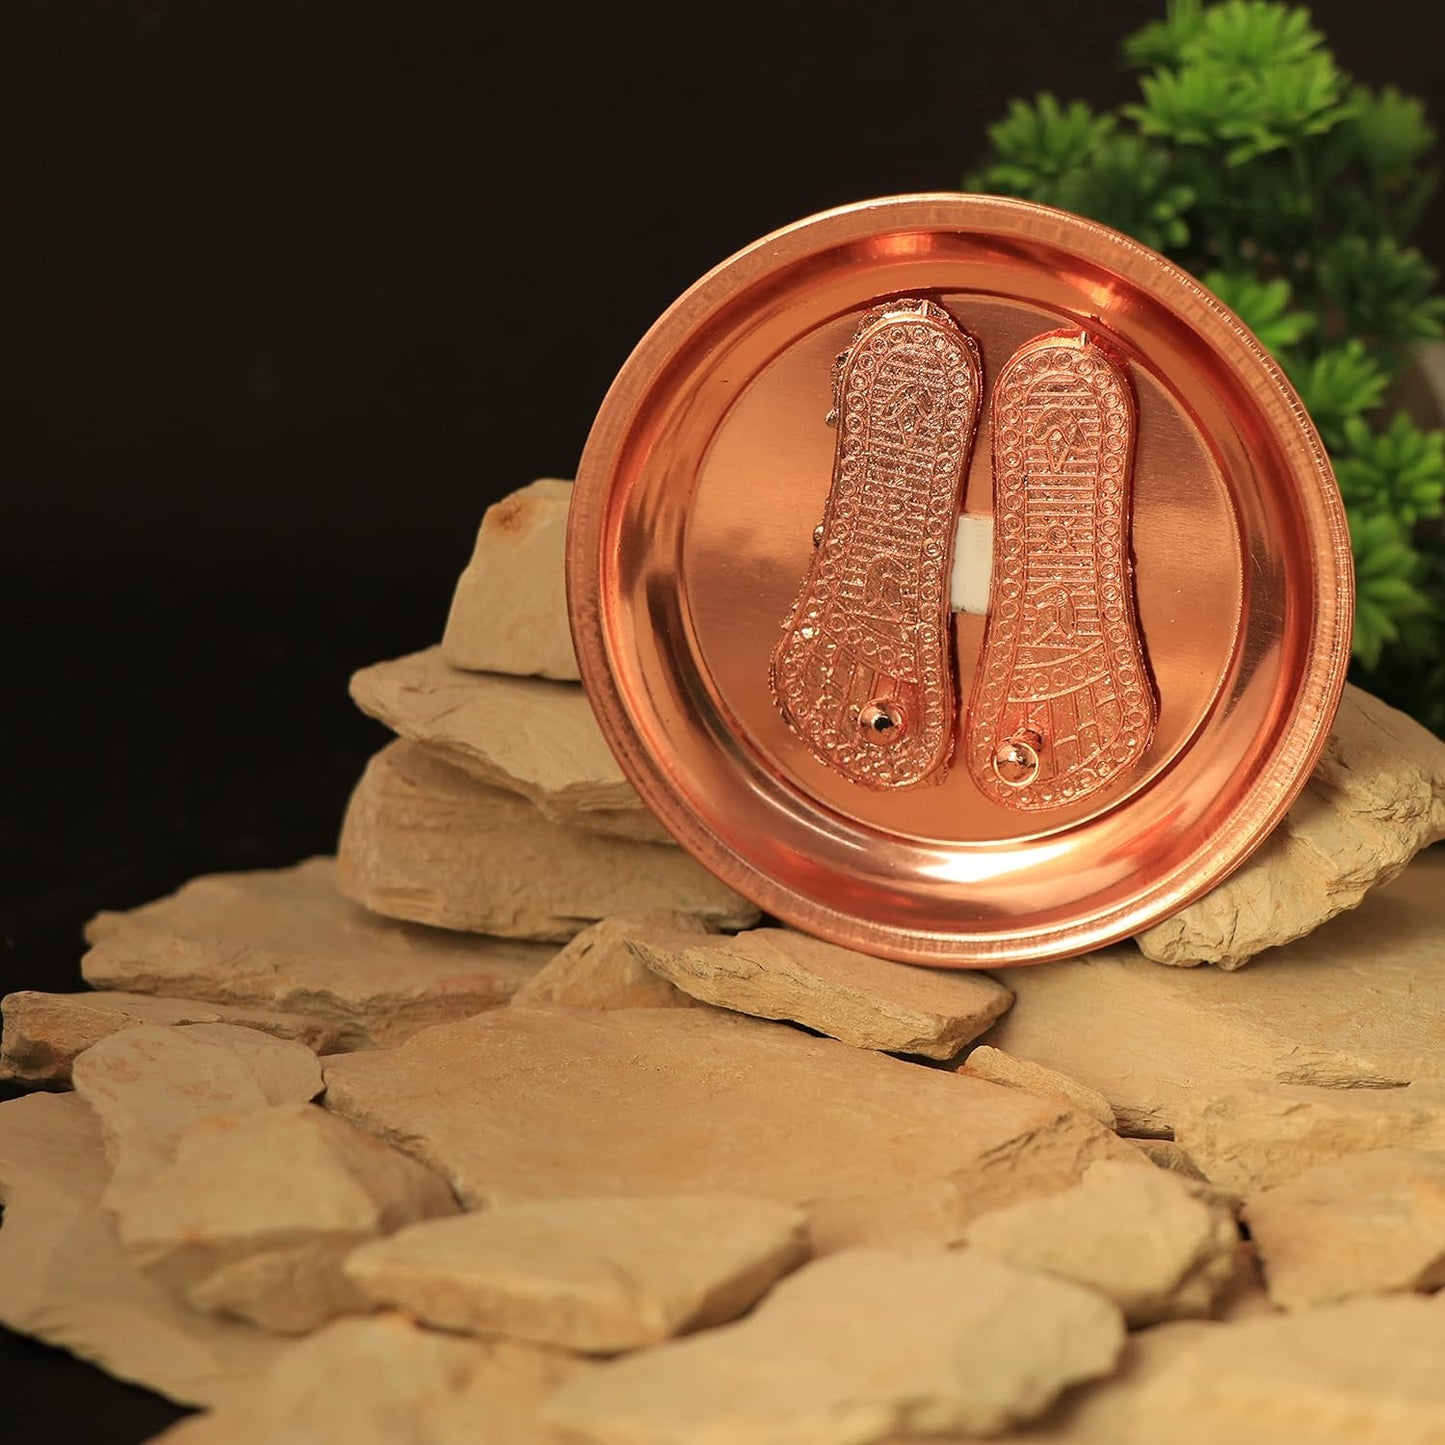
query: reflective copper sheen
968 328 1156 811
769 298 981 790
566 195 1353 967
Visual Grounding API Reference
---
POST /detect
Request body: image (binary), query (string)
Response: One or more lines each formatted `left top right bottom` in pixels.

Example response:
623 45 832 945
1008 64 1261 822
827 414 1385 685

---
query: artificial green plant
968 0 1445 729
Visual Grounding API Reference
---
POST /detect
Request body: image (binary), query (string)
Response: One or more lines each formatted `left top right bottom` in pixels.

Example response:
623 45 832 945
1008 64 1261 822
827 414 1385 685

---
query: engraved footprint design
966 328 1157 810
768 299 982 790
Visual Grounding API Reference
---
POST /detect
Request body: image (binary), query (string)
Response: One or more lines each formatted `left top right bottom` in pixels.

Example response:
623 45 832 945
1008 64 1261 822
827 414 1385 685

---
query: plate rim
567 192 1353 966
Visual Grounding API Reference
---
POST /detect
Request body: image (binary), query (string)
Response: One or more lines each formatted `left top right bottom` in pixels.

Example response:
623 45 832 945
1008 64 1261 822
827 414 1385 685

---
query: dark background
1 2 1441 1439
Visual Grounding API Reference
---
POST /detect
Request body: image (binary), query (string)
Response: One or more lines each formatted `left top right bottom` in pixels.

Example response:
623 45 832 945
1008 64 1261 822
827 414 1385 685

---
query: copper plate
567 195 1352 966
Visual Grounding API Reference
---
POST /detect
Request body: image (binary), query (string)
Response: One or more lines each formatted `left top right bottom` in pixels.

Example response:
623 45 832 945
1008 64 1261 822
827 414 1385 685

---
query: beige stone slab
510 913 714 1010
959 1045 1115 1128
147 1313 592 1444
982 872 1445 1136
1138 687 1445 968
878 1320 1215 1445
1211 1245 1280 1322
0 1092 289 1410
346 1194 807 1353
1127 1295 1445 1443
71 1023 322 1197
1124 1139 1245 1213
1245 1148 1445 1309
350 644 664 841
117 1101 457 1334
962 1160 1240 1326
1126 1139 1208 1179
1173 1082 1445 1193
0 990 345 1087
322 1006 1134 1253
441 478 580 681
337 740 759 941
81 857 552 1049
542 1249 1125 1443
630 928 1012 1060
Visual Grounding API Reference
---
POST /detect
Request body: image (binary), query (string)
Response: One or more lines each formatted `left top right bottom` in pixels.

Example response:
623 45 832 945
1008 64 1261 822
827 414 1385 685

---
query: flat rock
1245 1148 1445 1309
117 1102 458 1334
148 1313 591 1444
0 1092 289 1409
1137 686 1445 968
630 928 1012 1060
337 740 759 941
1211 1246 1280 1322
350 645 664 841
962 1159 1240 1326
887 1320 1215 1445
0 990 344 1087
959 1045 1115 1128
1127 1138 1210 1180
510 913 714 1010
346 1194 807 1354
71 1023 322 1197
982 870 1445 1136
542 1249 1124 1443
322 1006 1134 1252
441 478 580 681
81 857 552 1049
1128 1295 1445 1443
1173 1082 1445 1193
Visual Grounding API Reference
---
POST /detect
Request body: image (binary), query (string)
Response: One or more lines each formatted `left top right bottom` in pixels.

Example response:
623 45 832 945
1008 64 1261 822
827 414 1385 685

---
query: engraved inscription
967 329 1156 811
769 299 982 789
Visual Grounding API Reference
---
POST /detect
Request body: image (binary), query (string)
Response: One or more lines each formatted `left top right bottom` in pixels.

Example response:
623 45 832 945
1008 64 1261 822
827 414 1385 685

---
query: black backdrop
2 2 1442 1439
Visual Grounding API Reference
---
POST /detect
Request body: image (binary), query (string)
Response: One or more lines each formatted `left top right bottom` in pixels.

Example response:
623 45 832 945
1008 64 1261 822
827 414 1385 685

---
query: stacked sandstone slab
2 478 1445 1445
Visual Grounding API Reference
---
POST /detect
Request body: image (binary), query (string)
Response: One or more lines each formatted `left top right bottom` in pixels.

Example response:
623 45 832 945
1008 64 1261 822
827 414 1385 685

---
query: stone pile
3 478 1444 1444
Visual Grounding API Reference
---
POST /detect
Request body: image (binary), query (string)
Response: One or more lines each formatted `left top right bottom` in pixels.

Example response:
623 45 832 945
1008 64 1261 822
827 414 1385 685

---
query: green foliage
967 0 1445 731
1056 135 1196 253
1202 271 1316 352
1125 3 1355 165
1350 85 1435 181
1317 238 1445 352
1349 511 1431 670
1285 341 1389 450
1123 0 1205 70
975 95 1117 199
1336 412 1445 526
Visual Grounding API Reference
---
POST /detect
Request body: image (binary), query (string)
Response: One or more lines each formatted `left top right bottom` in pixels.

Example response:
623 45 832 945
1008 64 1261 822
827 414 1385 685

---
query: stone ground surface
150 1313 592 1444
1172 1080 1445 1193
440 478 580 682
0 1093 290 1409
541 1249 1125 1443
961 1160 1241 1326
344 1194 807 1353
116 1101 457 1334
1127 1296 1445 1443
1136 684 1445 969
509 912 715 1010
336 739 758 940
71 1023 323 1199
321 1005 1135 1251
2 853 1439 1442
0 988 345 1085
81 856 553 1048
958 1045 1116 1129
349 646 665 842
6 480 1445 1443
982 867 1445 1136
630 926 1013 1059
1244 1147 1445 1310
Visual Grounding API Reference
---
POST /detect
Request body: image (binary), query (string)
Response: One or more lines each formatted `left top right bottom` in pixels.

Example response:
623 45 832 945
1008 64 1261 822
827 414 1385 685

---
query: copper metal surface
968 328 1156 811
769 299 981 790
566 194 1353 967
